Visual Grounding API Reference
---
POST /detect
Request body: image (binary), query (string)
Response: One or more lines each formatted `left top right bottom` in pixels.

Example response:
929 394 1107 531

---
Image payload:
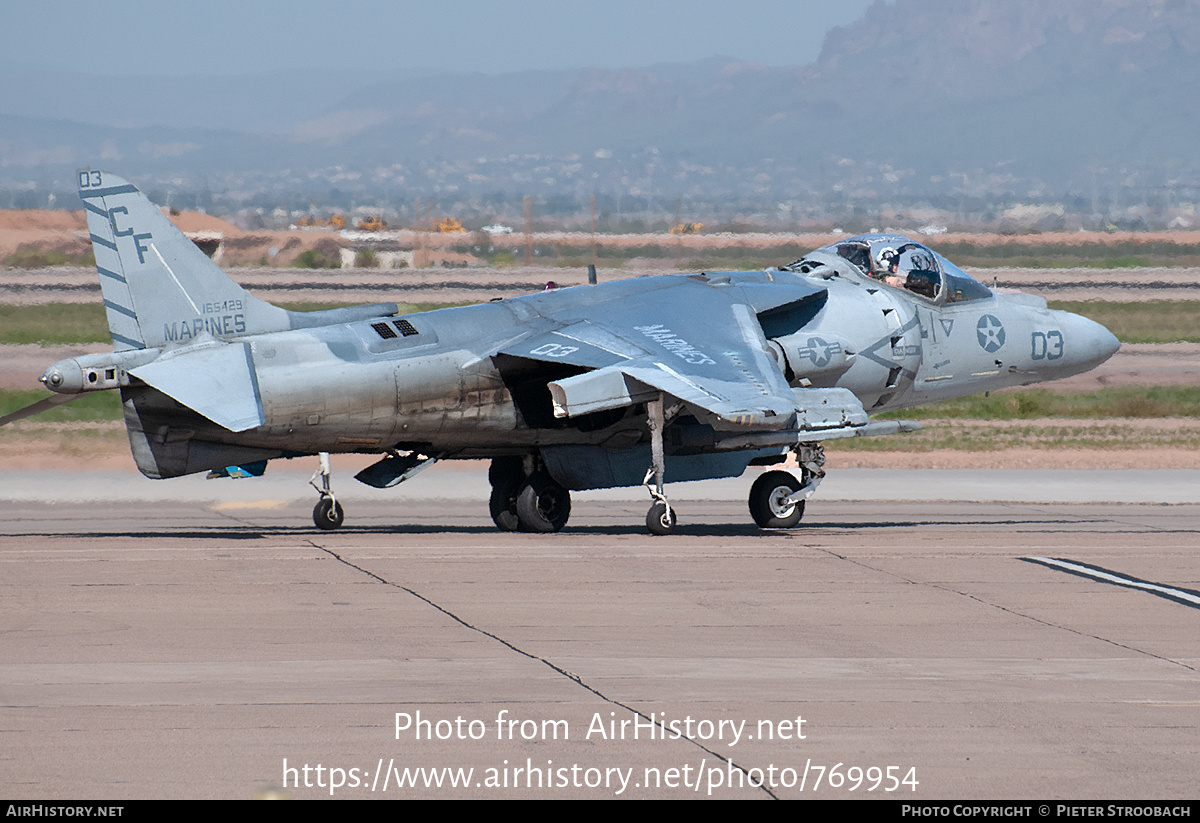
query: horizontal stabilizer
130 342 264 432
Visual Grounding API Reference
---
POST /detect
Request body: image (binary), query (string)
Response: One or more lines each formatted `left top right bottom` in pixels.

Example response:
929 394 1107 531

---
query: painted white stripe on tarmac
1027 557 1200 607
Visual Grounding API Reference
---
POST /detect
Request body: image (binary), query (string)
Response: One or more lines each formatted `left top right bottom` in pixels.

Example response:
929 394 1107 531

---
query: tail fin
78 169 292 350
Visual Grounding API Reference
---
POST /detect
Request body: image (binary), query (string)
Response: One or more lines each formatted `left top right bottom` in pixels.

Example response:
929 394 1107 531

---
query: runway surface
2 467 1198 799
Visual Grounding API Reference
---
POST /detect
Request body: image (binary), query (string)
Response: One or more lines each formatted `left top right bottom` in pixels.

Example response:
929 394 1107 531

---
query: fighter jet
3 171 1120 534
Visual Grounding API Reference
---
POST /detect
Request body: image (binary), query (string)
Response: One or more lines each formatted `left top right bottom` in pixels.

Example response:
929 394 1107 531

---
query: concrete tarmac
2 467 1199 799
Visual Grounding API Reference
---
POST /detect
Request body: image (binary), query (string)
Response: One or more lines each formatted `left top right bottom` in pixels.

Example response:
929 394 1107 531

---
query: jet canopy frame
797 234 993 306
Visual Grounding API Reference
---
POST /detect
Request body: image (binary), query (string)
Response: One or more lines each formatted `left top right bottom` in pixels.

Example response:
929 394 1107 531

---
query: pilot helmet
898 247 936 274
875 246 898 272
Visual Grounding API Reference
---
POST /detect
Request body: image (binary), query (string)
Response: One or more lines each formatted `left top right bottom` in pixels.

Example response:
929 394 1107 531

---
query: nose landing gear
748 444 825 529
748 471 804 528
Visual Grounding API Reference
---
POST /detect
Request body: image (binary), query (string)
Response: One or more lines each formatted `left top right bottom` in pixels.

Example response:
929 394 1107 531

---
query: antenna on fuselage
587 263 598 285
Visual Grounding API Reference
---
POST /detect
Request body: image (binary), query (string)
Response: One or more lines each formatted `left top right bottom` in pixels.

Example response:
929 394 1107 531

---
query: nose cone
1056 313 1120 377
1075 316 1120 369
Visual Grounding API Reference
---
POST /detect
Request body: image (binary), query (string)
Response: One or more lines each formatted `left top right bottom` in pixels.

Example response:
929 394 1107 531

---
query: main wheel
515 473 571 533
748 470 804 528
646 501 677 535
489 472 523 532
313 497 344 530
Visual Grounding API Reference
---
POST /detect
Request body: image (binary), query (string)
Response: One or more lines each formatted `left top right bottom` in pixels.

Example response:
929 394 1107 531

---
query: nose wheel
310 452 344 530
748 471 804 528
747 445 825 530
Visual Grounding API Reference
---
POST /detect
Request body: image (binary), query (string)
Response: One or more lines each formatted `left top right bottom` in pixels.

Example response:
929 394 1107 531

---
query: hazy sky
12 0 878 76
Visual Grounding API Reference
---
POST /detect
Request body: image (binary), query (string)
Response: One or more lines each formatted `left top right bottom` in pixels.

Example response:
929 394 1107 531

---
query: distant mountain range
3 0 1199 211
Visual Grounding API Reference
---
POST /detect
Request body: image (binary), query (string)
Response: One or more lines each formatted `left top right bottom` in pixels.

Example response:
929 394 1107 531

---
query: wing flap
793 387 869 429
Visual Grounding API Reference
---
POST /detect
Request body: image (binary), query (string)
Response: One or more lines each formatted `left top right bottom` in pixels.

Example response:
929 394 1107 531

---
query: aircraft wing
506 278 808 427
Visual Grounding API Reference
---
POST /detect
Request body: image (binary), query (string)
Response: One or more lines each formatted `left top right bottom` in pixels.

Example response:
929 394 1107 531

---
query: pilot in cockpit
872 243 941 300
874 246 903 288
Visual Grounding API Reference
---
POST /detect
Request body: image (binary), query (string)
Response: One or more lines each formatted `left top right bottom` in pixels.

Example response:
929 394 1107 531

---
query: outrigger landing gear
747 443 825 529
310 452 344 530
644 393 677 535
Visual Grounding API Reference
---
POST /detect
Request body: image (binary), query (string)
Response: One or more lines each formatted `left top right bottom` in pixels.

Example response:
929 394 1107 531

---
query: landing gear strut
310 452 344 530
644 392 676 535
488 455 572 533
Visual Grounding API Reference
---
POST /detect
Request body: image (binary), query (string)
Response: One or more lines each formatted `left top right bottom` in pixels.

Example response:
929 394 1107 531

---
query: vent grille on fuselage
393 319 419 336
371 322 397 339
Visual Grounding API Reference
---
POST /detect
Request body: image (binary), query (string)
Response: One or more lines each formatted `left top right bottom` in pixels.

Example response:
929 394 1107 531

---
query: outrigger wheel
310 452 345 530
643 392 677 535
313 496 344 530
646 500 676 536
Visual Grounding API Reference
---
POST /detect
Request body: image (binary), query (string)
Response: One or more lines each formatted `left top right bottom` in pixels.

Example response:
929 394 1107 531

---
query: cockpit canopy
791 234 992 304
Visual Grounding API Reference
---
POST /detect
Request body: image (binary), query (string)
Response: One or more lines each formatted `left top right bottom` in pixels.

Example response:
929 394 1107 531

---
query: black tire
515 473 571 533
489 472 522 532
313 497 344 530
748 470 804 528
646 501 677 535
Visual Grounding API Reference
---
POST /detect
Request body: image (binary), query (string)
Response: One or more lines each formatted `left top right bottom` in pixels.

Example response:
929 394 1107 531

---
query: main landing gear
489 455 572 533
310 452 344 530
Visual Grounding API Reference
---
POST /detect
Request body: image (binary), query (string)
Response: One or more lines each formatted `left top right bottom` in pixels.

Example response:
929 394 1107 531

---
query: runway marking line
1024 556 1200 610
